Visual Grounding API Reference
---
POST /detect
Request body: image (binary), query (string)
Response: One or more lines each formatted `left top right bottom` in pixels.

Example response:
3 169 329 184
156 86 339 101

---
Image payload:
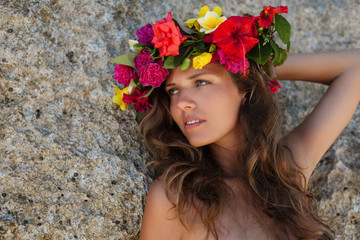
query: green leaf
192 51 202 56
277 49 288 66
196 31 206 39
180 58 191 71
269 39 280 66
181 40 194 48
275 14 291 44
174 47 190 67
247 39 272 65
133 43 148 48
150 48 159 59
109 52 137 67
163 55 176 69
194 42 205 51
287 41 291 52
270 39 287 66
133 78 140 85
141 87 154 98
136 112 145 123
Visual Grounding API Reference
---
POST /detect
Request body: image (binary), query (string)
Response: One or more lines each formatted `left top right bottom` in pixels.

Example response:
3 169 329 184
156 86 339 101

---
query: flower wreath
111 5 291 119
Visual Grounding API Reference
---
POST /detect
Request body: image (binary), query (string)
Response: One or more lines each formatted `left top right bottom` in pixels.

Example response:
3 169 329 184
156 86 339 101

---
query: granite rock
0 0 359 239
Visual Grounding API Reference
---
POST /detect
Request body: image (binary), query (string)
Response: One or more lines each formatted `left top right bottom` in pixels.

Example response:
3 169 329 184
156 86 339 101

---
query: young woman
110 5 360 239
138 50 360 240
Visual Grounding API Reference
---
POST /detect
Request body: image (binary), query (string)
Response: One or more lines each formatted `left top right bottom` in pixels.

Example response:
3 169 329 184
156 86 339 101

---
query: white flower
197 11 227 34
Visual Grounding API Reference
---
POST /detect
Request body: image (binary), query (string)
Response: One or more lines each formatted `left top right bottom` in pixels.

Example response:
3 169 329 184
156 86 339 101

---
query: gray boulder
0 0 358 239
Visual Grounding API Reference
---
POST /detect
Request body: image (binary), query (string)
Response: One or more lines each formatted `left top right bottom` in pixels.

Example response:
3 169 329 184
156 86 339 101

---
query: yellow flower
112 85 129 111
128 39 141 53
184 6 224 32
127 79 136 95
193 52 213 70
184 18 198 30
197 11 227 34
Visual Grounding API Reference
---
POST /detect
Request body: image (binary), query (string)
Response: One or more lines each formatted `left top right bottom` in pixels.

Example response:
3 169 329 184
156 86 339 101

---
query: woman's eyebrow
188 72 211 80
165 72 212 87
165 82 175 87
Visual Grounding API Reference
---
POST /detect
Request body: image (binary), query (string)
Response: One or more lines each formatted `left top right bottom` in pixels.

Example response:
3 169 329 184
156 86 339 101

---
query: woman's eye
167 88 179 96
195 80 210 87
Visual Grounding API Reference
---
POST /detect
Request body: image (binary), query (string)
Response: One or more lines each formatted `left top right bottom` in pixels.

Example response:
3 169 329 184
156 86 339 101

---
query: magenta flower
136 24 154 45
138 63 169 88
217 49 249 75
114 64 137 86
123 89 152 113
134 49 154 70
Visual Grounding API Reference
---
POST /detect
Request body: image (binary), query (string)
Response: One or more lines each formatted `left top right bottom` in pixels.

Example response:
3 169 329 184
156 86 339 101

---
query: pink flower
138 63 169 88
114 64 137 86
217 49 249 75
123 89 152 113
134 49 154 70
152 12 187 58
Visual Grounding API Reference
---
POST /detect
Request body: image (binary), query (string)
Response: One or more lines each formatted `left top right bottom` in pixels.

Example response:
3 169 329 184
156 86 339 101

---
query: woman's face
165 63 245 148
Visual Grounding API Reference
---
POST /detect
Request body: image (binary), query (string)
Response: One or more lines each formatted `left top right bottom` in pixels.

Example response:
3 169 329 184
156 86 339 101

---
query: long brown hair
139 61 333 239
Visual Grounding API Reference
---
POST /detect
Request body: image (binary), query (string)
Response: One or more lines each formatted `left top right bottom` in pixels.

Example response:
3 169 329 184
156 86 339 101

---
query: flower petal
216 16 227 25
198 5 210 17
184 18 197 28
193 52 212 69
112 85 129 111
198 11 226 34
274 6 288 14
212 6 222 17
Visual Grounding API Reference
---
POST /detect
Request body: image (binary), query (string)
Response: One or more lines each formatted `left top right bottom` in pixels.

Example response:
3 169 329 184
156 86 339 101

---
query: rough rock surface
0 0 359 239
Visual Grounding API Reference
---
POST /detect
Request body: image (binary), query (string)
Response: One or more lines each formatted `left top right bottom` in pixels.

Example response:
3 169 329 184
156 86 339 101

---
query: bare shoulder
139 177 184 240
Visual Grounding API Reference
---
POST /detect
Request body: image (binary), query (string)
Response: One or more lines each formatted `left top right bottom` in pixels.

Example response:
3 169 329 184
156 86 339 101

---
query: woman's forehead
166 62 227 83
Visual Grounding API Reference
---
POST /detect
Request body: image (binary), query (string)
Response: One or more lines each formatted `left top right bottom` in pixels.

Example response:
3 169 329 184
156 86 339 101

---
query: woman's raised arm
276 49 360 183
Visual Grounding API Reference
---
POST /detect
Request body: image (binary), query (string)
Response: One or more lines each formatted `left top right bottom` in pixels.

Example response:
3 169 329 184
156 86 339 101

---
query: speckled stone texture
0 0 359 239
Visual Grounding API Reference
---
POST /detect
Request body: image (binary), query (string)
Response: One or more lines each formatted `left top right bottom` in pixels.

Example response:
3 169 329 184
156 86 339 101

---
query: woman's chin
187 139 208 148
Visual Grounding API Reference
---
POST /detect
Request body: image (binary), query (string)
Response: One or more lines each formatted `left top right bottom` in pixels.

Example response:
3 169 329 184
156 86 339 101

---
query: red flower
268 79 281 94
258 5 288 28
213 16 259 62
152 12 187 58
203 32 214 43
123 89 152 113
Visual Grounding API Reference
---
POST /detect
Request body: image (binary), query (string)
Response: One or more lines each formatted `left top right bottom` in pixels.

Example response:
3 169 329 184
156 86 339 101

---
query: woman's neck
209 129 246 178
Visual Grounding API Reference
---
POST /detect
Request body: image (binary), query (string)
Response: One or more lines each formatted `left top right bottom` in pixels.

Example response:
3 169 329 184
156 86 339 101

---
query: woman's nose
175 90 196 111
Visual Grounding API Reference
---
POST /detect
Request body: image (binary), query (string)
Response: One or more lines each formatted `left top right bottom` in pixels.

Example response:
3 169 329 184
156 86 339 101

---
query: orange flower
152 12 187 58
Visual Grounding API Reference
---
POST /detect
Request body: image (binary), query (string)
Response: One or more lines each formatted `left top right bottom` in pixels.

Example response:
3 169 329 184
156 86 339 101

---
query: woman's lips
184 119 205 129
